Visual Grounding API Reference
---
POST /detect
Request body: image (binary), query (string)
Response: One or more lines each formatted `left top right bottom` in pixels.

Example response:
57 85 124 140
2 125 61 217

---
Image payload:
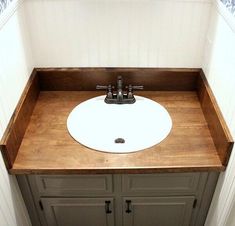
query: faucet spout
117 76 123 102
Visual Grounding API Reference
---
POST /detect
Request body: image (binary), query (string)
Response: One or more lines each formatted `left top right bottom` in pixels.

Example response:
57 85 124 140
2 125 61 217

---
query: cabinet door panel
123 196 194 226
122 173 200 194
31 175 113 196
41 197 114 226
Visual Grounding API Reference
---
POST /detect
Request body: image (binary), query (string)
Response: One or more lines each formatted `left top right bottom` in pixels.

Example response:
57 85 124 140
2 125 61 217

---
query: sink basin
67 95 172 153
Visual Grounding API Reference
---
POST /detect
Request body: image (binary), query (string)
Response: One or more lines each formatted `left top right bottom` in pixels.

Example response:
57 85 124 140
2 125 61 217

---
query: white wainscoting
24 0 212 68
204 1 235 226
0 1 33 226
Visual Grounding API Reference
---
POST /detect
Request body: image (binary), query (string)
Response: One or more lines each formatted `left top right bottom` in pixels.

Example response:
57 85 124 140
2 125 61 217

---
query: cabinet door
123 196 195 226
41 197 114 226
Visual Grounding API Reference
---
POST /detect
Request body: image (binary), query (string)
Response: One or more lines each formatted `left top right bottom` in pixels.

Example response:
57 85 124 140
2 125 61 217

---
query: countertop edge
10 166 225 175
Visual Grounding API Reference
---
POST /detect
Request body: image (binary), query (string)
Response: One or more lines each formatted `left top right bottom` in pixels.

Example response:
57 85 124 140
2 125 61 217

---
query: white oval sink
67 95 172 153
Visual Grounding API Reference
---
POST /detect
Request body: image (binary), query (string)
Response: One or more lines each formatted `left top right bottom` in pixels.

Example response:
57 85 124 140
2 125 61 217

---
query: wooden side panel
0 70 40 168
197 70 234 166
37 68 199 91
17 175 42 226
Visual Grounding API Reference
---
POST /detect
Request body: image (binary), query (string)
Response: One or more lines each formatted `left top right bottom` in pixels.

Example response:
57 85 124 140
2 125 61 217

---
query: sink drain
114 138 125 144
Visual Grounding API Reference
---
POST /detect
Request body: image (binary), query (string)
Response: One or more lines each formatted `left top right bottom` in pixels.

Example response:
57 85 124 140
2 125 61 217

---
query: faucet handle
96 85 114 91
126 85 143 99
96 85 109 90
132 85 144 90
125 85 144 91
96 85 113 99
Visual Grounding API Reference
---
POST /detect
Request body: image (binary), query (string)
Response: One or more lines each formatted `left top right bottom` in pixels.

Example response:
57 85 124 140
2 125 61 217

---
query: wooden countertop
11 91 223 174
1 68 233 174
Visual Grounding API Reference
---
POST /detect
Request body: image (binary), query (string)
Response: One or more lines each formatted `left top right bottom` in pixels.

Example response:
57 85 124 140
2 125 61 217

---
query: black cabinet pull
105 201 112 214
126 200 132 213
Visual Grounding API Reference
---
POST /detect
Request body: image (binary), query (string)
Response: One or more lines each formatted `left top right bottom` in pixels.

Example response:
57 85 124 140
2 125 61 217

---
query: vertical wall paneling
24 0 212 68
204 1 235 226
0 0 33 226
0 91 7 139
6 1 235 226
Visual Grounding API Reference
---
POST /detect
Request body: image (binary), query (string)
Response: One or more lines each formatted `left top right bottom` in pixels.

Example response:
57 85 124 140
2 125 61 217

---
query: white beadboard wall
204 1 235 226
0 1 33 226
3 1 235 226
24 0 212 68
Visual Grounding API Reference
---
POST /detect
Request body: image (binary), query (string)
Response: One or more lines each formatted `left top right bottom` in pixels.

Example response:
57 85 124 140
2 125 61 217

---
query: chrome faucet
96 76 143 104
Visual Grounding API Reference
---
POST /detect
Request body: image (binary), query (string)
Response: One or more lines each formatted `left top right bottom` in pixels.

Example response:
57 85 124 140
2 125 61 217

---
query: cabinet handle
105 201 112 214
126 200 132 213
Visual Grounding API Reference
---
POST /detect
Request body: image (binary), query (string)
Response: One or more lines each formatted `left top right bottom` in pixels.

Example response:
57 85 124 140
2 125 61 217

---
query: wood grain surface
11 91 223 174
0 70 40 168
37 68 199 91
1 68 233 174
197 70 234 165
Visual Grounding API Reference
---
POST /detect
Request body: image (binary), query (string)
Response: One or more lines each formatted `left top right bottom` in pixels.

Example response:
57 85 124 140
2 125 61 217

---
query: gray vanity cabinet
41 197 114 226
122 196 195 226
17 172 219 226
